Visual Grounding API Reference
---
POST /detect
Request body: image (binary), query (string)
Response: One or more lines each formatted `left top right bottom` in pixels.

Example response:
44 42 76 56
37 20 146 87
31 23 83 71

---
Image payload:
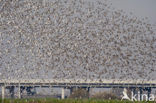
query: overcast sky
109 0 156 25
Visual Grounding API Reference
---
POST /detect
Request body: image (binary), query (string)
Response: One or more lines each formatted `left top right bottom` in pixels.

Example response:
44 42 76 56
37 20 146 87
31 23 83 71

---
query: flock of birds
0 0 155 82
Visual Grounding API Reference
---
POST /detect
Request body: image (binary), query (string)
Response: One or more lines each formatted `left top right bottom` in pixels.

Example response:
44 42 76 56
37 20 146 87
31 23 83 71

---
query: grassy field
0 98 155 103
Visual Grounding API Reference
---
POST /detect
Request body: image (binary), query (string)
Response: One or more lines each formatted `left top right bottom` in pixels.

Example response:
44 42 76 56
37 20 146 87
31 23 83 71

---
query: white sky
109 0 156 25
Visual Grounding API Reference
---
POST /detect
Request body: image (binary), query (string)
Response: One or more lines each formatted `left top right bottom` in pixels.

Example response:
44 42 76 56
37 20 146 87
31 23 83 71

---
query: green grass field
0 98 155 103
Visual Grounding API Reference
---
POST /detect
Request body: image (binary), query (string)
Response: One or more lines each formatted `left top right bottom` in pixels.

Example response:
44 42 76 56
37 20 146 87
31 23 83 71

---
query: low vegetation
0 98 155 103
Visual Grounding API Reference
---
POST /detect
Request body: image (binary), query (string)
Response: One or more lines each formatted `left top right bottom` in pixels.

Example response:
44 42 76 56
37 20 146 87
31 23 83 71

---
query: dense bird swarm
0 0 155 81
